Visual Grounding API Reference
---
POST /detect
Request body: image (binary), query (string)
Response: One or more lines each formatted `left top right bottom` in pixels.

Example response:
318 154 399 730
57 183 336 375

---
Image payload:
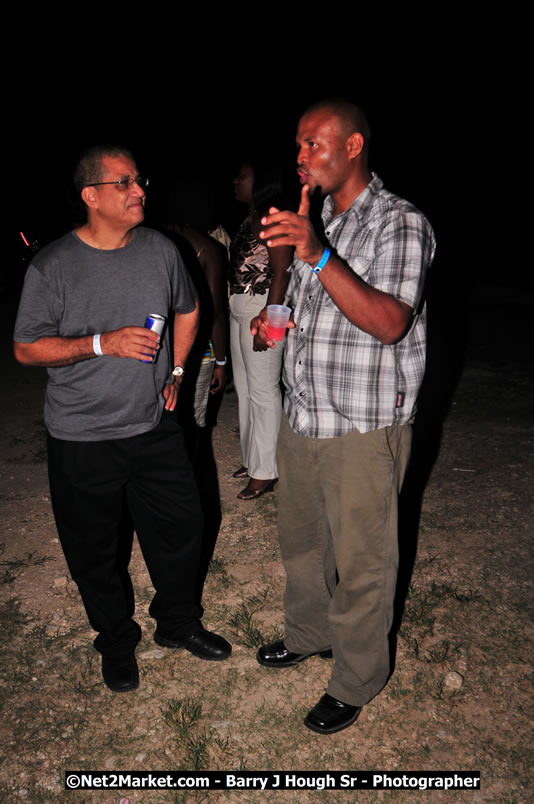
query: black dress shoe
154 627 232 661
257 639 332 668
101 652 139 693
304 693 362 734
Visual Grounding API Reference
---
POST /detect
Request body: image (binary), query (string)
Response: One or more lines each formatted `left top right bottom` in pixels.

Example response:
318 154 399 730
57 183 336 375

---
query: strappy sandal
232 465 249 478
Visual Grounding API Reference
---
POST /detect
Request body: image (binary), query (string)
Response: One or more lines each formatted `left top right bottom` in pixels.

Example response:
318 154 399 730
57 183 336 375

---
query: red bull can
142 313 166 363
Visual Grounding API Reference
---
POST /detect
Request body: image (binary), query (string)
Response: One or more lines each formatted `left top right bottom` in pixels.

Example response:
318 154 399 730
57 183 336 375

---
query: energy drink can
142 313 166 363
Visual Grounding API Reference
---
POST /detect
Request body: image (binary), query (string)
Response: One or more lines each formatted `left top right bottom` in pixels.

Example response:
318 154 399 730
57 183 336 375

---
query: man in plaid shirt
251 98 436 734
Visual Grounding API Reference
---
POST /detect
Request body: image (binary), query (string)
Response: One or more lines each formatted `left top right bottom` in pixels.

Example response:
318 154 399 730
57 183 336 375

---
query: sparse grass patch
399 578 485 671
208 556 231 587
229 602 265 648
424 638 462 664
0 551 54 584
163 696 203 737
227 588 283 648
0 597 28 638
161 697 230 771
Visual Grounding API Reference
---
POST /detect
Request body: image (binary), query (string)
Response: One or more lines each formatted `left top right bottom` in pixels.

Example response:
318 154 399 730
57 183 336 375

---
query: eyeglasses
85 176 149 191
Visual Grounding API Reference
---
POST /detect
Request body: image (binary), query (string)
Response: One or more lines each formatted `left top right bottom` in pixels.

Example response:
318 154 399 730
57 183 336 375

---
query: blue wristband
311 248 331 273
93 333 103 356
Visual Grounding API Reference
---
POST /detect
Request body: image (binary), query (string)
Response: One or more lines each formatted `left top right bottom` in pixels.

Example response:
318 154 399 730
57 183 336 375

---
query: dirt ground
0 284 532 803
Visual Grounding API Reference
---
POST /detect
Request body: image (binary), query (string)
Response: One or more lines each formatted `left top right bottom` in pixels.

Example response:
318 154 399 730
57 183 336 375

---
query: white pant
229 293 283 480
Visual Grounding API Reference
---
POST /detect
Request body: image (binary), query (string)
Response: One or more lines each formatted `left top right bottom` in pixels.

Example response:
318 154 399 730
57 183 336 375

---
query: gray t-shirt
14 227 197 441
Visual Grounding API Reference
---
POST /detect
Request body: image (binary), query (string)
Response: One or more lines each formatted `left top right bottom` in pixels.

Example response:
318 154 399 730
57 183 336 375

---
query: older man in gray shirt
14 145 231 693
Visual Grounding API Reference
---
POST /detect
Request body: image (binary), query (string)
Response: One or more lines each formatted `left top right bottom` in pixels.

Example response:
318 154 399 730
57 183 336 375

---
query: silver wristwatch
172 365 185 378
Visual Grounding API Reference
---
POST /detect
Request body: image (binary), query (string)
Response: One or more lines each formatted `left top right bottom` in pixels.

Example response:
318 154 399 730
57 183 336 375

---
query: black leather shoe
154 628 232 661
101 652 139 693
257 639 332 668
304 693 362 734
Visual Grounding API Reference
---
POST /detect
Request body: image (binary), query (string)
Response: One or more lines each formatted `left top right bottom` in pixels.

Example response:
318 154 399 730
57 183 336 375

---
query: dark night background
6 61 528 379
7 21 519 307
10 78 450 254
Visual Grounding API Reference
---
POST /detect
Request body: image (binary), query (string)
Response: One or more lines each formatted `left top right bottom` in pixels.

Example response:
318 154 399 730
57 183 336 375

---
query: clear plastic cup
266 305 291 341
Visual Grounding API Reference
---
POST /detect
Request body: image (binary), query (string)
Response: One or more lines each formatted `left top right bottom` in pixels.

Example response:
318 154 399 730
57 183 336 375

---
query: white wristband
215 357 227 366
93 333 103 356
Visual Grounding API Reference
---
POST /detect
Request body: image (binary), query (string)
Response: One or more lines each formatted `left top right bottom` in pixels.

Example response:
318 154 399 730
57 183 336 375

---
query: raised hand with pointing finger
259 185 324 268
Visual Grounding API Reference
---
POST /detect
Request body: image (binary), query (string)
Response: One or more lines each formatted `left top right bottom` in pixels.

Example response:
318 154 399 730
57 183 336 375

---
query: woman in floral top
229 158 293 499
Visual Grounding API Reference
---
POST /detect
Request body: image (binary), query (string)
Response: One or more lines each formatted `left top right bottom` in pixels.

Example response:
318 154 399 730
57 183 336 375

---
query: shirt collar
322 172 383 226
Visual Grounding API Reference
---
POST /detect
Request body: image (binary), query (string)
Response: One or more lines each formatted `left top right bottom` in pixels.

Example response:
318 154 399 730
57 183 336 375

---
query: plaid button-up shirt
283 174 436 438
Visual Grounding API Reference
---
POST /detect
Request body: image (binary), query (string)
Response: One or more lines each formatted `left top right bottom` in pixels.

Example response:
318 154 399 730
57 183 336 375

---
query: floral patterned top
229 215 273 296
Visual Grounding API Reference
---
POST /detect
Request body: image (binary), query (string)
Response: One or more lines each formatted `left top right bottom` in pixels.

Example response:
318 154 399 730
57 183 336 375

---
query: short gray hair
73 144 135 193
